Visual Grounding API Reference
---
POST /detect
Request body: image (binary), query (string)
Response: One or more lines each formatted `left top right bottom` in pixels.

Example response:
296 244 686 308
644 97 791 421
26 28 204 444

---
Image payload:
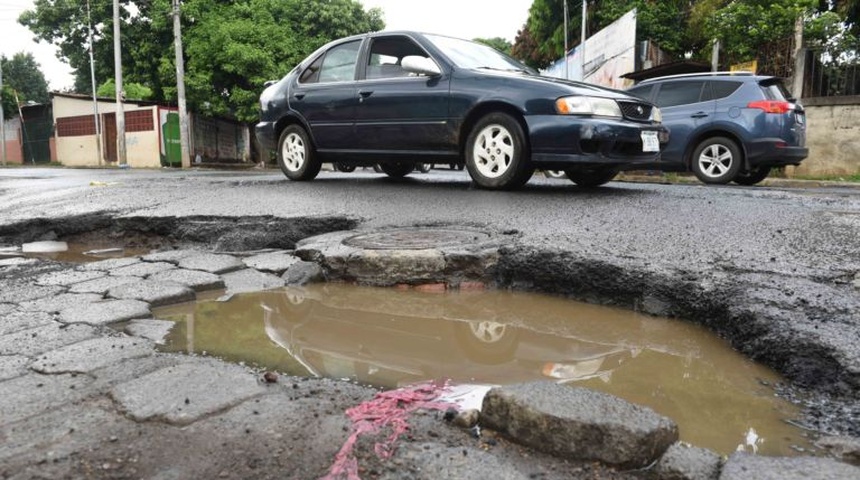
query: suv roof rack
638 71 756 84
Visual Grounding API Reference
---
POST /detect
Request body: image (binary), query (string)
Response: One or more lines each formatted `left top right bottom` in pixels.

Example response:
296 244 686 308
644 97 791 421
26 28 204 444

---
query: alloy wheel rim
282 133 306 172
473 124 515 178
698 144 733 178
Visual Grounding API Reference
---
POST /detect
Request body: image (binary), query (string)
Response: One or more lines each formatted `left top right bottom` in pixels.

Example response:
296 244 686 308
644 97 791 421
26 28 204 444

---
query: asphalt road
2 166 858 280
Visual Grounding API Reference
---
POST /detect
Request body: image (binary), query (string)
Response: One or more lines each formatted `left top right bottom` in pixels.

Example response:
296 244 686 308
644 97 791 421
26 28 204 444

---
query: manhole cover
343 228 492 250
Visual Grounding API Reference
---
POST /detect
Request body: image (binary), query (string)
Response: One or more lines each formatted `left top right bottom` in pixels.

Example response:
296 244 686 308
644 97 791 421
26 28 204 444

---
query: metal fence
804 49 860 98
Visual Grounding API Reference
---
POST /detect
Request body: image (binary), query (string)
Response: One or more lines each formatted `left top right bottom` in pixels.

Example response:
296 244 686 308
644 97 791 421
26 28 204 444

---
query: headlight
555 96 622 118
651 106 662 123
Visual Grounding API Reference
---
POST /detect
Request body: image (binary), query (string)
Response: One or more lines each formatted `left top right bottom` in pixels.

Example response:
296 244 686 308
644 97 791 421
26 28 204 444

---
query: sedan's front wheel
733 166 771 186
277 125 321 181
690 137 742 185
466 113 533 190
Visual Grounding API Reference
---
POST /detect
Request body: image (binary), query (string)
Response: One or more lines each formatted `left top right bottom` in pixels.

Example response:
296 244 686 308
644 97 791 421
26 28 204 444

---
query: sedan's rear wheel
277 125 321 181
564 167 619 188
691 137 742 184
466 112 533 190
379 162 414 178
733 166 771 186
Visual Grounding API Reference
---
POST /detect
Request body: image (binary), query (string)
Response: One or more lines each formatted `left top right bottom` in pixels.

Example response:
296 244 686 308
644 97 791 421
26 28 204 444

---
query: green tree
97 79 153 100
1 52 50 118
19 0 383 123
511 0 696 70
473 37 513 55
701 0 816 62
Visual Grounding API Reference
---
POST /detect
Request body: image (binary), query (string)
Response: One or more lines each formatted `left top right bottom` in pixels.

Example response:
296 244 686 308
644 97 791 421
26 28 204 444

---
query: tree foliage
1 53 50 119
511 0 858 70
20 0 383 122
97 79 153 100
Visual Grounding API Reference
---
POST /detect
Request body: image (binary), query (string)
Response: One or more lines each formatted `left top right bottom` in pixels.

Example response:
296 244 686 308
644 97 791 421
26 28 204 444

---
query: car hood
469 68 635 100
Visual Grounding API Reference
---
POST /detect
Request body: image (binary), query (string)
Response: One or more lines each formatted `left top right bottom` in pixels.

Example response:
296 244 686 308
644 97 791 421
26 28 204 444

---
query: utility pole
581 0 587 80
563 0 569 80
791 16 805 100
172 0 191 168
113 0 127 167
87 0 102 166
711 39 720 72
0 58 6 167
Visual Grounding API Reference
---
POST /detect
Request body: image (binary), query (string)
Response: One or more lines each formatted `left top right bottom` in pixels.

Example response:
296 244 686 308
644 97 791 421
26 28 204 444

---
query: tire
564 167 619 188
734 166 771 186
417 163 432 173
379 162 414 178
334 162 356 173
277 125 321 181
465 112 534 190
690 137 742 184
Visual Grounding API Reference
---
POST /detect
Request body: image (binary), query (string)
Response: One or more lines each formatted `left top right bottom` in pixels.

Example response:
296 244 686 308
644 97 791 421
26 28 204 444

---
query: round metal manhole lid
343 228 492 250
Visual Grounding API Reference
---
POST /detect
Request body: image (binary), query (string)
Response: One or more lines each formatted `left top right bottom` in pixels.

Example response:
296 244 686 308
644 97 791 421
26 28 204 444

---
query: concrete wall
788 98 860 177
2 118 23 164
54 96 159 168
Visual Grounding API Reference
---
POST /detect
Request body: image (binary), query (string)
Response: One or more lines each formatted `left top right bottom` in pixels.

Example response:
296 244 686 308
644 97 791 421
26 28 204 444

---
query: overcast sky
2 0 532 92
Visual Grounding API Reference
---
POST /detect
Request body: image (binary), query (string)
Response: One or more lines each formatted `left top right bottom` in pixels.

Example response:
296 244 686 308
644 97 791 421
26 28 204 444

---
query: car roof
635 71 776 85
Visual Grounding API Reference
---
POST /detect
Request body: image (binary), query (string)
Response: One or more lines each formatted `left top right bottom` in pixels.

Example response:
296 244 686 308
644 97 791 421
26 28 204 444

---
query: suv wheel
565 167 619 188
379 162 414 178
734 166 771 186
691 137 742 185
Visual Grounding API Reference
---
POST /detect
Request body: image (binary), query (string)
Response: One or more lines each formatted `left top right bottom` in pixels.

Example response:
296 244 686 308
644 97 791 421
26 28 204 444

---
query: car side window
365 36 431 80
627 84 654 101
654 81 706 108
299 56 324 84
317 40 361 83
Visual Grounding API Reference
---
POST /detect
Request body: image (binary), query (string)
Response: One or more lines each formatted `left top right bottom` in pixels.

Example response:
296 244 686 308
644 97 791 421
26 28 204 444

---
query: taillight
747 100 791 114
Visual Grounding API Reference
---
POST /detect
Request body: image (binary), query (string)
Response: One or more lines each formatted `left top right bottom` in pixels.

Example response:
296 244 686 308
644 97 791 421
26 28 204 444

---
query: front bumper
526 115 669 167
255 121 277 152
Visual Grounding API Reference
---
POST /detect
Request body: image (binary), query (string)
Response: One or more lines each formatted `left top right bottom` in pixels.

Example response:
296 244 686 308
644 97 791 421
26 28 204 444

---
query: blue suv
627 73 808 185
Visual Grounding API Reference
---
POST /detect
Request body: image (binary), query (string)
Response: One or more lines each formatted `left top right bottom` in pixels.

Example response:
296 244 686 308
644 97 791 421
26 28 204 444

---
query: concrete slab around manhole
295 226 515 286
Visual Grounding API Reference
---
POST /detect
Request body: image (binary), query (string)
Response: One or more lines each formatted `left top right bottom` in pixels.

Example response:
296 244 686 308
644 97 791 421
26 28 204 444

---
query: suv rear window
759 79 790 100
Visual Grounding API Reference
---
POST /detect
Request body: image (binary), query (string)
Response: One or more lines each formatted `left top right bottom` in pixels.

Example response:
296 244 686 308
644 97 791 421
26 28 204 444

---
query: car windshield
425 34 529 73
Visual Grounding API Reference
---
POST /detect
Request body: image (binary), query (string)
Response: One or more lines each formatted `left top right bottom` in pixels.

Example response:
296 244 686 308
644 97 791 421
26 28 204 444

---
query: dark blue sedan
256 31 668 190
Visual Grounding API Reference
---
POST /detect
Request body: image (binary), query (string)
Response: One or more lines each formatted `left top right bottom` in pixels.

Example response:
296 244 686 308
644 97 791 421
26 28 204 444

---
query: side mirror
402 56 441 77
264 80 277 88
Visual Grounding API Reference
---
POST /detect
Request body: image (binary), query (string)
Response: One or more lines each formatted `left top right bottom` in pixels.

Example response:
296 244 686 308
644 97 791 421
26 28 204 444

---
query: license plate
641 131 659 152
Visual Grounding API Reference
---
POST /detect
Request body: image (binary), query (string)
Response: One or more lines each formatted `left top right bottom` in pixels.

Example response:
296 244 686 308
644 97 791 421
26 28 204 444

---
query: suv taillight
747 100 792 114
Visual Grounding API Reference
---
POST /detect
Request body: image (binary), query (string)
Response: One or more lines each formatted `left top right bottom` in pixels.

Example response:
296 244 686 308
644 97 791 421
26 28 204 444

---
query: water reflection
155 284 811 456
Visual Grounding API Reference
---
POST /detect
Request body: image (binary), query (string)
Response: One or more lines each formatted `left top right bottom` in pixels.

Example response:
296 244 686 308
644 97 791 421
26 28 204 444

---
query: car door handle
359 90 374 98
690 112 709 118
293 92 306 100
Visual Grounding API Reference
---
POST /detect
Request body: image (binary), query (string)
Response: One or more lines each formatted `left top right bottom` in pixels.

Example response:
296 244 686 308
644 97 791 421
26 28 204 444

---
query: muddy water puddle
4 241 148 263
155 284 812 457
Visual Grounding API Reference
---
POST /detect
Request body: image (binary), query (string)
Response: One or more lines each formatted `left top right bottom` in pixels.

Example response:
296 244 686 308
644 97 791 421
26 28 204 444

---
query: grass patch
789 173 860 182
